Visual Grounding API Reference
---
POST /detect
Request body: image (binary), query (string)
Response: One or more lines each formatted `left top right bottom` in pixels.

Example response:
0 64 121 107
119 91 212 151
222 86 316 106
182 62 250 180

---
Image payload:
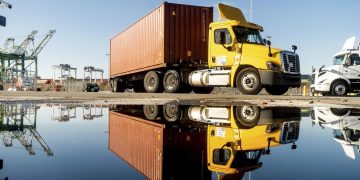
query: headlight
266 62 281 71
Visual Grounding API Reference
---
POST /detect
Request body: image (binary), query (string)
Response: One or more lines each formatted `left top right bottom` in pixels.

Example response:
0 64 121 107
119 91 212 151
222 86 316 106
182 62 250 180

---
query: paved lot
1 91 360 108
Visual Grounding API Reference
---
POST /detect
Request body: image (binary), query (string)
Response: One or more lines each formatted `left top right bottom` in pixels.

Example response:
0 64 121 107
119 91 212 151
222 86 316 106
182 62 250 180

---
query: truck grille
282 52 300 73
280 121 300 144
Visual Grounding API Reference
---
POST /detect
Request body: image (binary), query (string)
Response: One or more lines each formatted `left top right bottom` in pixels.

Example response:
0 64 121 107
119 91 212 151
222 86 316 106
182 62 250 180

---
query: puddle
1 103 360 179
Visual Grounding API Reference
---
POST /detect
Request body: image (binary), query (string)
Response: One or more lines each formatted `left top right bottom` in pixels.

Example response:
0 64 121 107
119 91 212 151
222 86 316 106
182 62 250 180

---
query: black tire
236 68 262 95
234 106 260 129
265 86 289 95
143 105 160 120
163 103 180 122
163 70 181 93
330 108 349 116
331 80 349 96
144 71 161 93
193 87 214 94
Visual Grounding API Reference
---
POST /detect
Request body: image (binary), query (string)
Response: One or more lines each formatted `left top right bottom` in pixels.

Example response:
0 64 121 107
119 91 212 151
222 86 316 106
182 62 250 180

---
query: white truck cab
310 107 360 159
311 37 360 96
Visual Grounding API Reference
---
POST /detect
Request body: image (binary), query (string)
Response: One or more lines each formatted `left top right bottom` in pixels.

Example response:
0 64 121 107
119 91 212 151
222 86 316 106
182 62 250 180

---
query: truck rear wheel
234 105 260 129
331 80 349 96
143 105 160 120
265 86 289 95
163 103 180 122
236 68 262 95
163 70 181 93
144 71 161 93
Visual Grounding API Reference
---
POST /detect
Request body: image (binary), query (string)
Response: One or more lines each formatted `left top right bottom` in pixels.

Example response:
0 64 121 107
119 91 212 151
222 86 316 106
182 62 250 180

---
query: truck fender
230 64 257 87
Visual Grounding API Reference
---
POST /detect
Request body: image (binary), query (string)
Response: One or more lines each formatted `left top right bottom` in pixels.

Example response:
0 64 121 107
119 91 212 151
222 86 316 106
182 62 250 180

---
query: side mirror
266 40 271 46
219 31 226 44
292 45 298 53
345 59 352 66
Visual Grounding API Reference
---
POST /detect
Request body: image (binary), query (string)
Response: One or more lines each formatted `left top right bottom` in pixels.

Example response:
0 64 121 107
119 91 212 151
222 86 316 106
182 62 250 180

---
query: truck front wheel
163 70 180 93
265 86 289 95
144 71 161 93
234 105 260 129
331 80 349 96
236 68 262 95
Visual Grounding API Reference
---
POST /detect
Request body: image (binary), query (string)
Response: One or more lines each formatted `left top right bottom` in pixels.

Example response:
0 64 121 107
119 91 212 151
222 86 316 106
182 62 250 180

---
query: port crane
0 104 53 156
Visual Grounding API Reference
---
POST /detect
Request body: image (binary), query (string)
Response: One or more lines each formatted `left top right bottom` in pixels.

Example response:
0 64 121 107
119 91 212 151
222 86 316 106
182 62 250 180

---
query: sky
1 0 360 78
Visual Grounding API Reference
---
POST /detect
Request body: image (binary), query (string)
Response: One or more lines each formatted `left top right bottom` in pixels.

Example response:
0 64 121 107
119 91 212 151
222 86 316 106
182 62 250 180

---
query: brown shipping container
108 111 210 180
110 2 213 78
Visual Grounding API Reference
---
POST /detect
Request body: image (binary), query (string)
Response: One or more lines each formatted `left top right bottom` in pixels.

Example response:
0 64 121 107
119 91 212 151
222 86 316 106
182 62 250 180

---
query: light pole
250 0 253 22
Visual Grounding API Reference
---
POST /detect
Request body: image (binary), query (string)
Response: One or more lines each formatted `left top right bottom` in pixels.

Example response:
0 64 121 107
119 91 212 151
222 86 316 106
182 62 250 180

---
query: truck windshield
233 27 265 45
333 55 345 65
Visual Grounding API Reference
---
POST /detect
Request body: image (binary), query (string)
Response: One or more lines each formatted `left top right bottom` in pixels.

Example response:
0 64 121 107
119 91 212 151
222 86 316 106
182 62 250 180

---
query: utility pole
250 0 253 22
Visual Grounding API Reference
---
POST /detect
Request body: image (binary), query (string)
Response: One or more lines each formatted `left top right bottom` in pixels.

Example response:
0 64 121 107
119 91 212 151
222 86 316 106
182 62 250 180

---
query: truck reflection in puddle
0 104 53 156
311 107 360 159
109 104 301 179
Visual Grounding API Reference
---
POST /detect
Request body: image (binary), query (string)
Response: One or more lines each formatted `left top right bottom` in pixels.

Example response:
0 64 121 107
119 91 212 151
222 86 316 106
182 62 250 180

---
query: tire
163 103 180 122
143 105 160 120
163 70 181 93
236 68 262 95
265 86 289 95
193 87 214 94
330 108 349 116
144 71 161 93
113 79 118 92
331 80 349 96
234 106 260 129
112 79 125 93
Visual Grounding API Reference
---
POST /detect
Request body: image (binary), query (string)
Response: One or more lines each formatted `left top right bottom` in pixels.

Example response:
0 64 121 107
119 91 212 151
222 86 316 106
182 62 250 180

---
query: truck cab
207 120 300 177
310 107 360 159
311 37 360 96
188 3 301 95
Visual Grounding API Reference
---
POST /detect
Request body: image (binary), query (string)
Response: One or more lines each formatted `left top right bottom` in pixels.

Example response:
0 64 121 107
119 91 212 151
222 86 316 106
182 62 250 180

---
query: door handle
212 57 216 63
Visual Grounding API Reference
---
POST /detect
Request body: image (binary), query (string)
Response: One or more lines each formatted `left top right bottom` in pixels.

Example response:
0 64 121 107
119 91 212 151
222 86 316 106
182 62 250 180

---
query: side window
213 149 231 165
350 54 360 66
214 29 232 45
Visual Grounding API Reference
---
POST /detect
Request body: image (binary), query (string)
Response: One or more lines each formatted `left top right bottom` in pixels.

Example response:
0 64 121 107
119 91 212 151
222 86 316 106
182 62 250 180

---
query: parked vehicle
310 107 360 159
82 82 99 92
311 37 360 96
110 2 301 95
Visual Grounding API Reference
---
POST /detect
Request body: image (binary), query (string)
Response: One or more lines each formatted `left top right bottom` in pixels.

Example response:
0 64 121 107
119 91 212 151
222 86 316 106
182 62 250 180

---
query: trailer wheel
265 86 289 95
193 87 214 94
163 70 181 93
234 105 260 129
331 80 349 96
236 68 262 95
163 103 180 122
143 105 160 120
144 71 161 93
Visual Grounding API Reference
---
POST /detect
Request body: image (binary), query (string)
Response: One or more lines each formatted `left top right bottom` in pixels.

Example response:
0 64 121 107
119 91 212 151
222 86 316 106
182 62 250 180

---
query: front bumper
259 70 301 87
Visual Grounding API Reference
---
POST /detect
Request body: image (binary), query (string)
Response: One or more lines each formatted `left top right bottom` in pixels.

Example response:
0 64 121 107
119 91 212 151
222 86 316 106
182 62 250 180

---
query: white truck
311 37 360 96
310 107 360 159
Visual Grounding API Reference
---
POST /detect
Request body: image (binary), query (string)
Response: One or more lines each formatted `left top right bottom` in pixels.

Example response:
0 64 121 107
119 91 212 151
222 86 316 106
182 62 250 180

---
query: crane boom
31 30 56 57
13 30 38 55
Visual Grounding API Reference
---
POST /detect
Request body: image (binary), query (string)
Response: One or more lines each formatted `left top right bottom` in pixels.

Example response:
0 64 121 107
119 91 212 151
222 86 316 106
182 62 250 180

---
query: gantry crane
0 0 12 9
0 104 53 156
0 30 56 89
83 66 104 83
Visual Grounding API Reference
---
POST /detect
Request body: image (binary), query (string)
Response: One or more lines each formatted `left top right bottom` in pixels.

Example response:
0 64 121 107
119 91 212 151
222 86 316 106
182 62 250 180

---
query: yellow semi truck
110 3 301 95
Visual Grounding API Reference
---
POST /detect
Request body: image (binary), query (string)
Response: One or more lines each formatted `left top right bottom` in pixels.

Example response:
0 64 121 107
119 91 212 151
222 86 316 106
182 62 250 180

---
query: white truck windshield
233 27 265 45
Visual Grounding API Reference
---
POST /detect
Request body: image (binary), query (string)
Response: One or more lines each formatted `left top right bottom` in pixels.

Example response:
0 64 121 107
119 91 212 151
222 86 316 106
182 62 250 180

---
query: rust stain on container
110 2 213 78
108 111 210 180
